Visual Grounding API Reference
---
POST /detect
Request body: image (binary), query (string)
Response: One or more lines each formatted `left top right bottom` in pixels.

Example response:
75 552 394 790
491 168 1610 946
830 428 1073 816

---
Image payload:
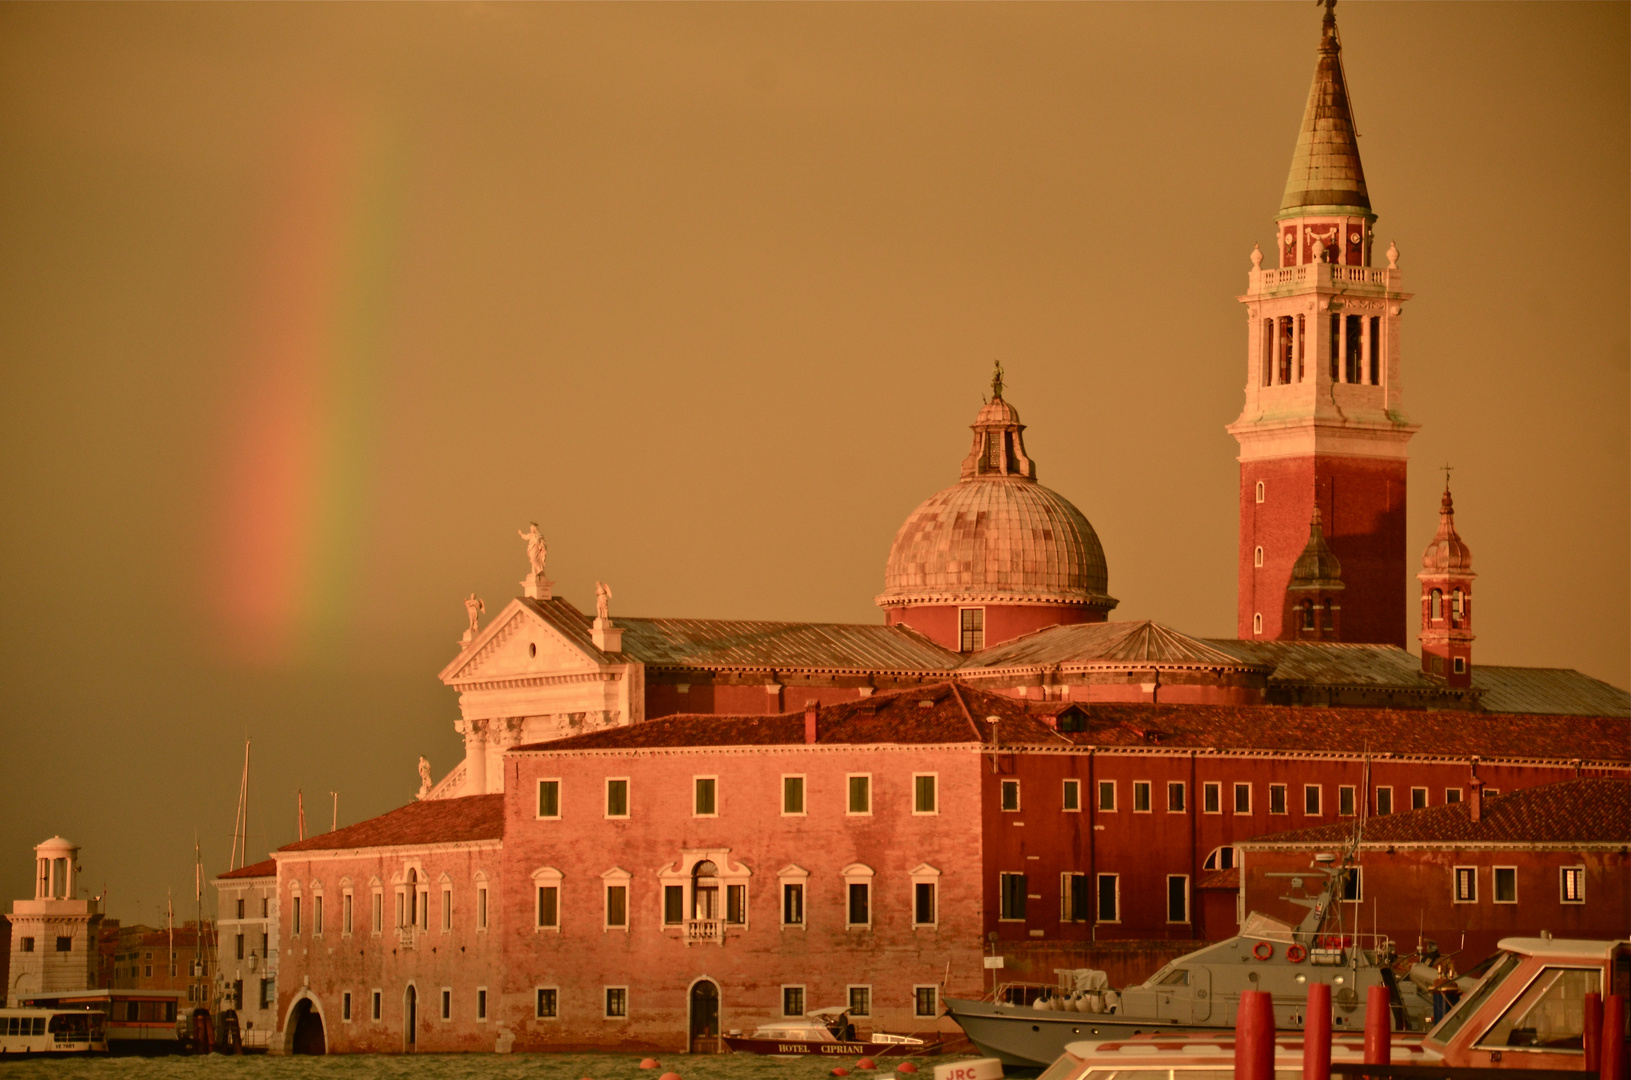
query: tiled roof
964 621 1263 672
515 683 1067 753
1055 703 1629 764
1203 640 1438 688
1471 666 1630 718
215 858 276 881
277 795 504 853
1197 868 1240 890
1241 779 1631 847
523 598 960 673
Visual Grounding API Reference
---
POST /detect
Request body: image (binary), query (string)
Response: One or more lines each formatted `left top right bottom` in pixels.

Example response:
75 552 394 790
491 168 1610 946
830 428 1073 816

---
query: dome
879 367 1114 612
1289 505 1344 589
1421 486 1474 575
879 479 1112 607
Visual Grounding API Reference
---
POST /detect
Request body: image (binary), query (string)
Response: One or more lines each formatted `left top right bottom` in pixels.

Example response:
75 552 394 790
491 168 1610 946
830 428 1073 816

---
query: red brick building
1238 778 1631 963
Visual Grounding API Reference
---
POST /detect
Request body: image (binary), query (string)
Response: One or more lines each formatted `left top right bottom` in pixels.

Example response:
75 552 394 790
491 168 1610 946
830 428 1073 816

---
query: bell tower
1417 478 1475 686
1228 3 1417 646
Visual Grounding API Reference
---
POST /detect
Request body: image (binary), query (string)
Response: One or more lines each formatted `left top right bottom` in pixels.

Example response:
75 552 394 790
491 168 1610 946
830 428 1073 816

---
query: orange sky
0 2 1625 919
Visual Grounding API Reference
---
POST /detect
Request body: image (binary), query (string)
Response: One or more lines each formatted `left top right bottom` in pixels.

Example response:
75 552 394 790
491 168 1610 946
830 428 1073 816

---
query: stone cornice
272 839 503 863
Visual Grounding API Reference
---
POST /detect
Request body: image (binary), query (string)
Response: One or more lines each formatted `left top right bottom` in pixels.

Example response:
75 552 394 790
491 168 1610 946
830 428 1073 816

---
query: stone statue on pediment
463 593 485 634
416 756 432 800
519 523 547 576
595 581 612 624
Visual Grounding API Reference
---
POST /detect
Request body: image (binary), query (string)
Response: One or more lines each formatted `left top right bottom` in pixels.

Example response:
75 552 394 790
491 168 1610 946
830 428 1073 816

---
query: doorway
689 979 720 1054
289 999 325 1055
404 985 417 1052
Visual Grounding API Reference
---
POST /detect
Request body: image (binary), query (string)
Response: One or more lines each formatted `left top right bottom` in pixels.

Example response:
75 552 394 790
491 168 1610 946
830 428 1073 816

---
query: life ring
1253 941 1274 961
1286 944 1308 964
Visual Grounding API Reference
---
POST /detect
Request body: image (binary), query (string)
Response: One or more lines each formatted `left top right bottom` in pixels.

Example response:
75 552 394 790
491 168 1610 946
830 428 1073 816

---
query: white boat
0 1007 108 1055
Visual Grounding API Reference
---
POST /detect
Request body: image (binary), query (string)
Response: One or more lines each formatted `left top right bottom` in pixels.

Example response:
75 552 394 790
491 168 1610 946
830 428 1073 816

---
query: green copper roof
1279 10 1370 217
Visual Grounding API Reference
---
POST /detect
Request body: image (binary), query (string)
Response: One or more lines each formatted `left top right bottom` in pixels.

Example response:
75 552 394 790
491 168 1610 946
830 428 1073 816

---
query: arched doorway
688 979 720 1054
404 985 418 1052
289 999 325 1055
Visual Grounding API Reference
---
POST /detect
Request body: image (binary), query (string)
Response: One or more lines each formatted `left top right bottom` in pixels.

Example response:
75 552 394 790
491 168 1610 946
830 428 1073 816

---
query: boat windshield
1425 951 1521 1046
1036 1049 1086 1080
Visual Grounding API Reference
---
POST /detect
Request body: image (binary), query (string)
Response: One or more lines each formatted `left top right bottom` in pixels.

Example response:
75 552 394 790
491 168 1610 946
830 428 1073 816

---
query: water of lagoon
0 1052 976 1080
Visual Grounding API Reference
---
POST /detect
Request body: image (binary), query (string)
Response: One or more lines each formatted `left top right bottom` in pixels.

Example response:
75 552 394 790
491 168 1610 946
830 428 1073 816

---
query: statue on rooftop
463 593 485 634
519 523 547 576
595 581 612 623
416 756 432 800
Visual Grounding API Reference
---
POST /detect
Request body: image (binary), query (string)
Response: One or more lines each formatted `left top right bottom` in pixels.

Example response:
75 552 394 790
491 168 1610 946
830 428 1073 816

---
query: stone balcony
1248 262 1399 296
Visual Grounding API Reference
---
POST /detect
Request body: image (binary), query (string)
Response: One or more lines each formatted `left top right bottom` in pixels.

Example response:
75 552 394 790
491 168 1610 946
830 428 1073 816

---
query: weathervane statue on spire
990 361 1005 401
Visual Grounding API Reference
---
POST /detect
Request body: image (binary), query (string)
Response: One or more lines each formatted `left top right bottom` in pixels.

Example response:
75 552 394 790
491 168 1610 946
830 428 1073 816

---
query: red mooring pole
1363 984 1391 1069
1604 995 1627 1080
1303 982 1332 1080
1585 991 1604 1074
1235 989 1275 1080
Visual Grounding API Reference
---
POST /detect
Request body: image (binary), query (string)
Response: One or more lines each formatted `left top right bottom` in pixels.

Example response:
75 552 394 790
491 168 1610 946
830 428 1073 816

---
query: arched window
1302 600 1315 630
1430 589 1443 620
1203 846 1236 871
1255 481 1265 504
691 861 719 921
407 869 417 926
1252 613 1263 636
1253 546 1264 568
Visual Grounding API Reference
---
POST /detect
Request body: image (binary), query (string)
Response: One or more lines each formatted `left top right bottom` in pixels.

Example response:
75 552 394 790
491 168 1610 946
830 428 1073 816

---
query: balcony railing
685 919 724 944
1250 263 1395 294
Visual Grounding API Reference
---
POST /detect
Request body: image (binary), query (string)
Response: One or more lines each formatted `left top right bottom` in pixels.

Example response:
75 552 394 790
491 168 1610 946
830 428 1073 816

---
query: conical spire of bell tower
1280 0 1370 217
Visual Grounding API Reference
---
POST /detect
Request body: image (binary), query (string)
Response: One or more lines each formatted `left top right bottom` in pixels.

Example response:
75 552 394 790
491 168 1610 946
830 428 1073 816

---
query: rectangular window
1062 779 1080 812
848 775 872 815
477 988 487 1022
914 881 937 926
477 886 488 930
1339 784 1356 816
1269 784 1287 815
1297 312 1306 380
1368 315 1381 384
1329 313 1341 380
1494 866 1517 904
536 988 558 1019
959 608 985 652
605 987 628 1019
915 985 939 1019
1167 875 1189 923
372 893 383 934
1454 866 1477 903
1096 874 1119 922
1411 786 1429 810
441 889 451 931
262 897 269 918
1340 867 1363 903
537 886 559 928
848 986 872 1017
1561 867 1585 904
1278 315 1294 383
1097 780 1116 812
314 896 325 935
441 988 452 1021
605 779 629 818
236 898 245 920
1486 788 1500 798
342 991 352 1022
538 779 560 818
1202 781 1220 814
1001 779 1021 812
606 885 628 928
1062 872 1089 922
914 774 938 814
1262 318 1274 386
1234 783 1252 814
847 882 870 926
726 884 746 924
693 776 717 816
782 775 805 815
344 893 353 935
1345 314 1362 383
371 990 381 1021
292 896 301 935
665 885 685 925
783 985 806 1018
1132 781 1151 813
1167 781 1186 813
999 873 1028 920
783 883 804 926
236 933 245 960
1304 785 1322 815
1375 786 1394 816
1446 788 1463 804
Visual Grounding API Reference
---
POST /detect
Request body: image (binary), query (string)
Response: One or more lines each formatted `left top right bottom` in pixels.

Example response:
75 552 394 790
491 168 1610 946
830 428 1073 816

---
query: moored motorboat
0 1008 108 1055
725 1007 942 1057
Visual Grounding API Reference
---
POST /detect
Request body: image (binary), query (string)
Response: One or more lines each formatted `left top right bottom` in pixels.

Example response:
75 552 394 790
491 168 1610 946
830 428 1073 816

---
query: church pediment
439 599 605 687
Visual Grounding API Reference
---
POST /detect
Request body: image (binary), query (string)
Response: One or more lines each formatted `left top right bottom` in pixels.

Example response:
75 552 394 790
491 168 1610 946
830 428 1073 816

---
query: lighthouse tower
1228 3 1417 646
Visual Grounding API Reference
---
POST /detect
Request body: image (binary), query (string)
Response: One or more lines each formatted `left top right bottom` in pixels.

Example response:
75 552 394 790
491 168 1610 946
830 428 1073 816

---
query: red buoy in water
659 1072 682 1080
831 1069 850 1077
857 1058 878 1071
898 1063 919 1074
639 1062 660 1071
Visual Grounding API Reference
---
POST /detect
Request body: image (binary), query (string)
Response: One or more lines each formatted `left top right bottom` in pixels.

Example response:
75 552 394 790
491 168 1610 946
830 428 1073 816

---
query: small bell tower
1281 505 1344 641
1417 475 1475 686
